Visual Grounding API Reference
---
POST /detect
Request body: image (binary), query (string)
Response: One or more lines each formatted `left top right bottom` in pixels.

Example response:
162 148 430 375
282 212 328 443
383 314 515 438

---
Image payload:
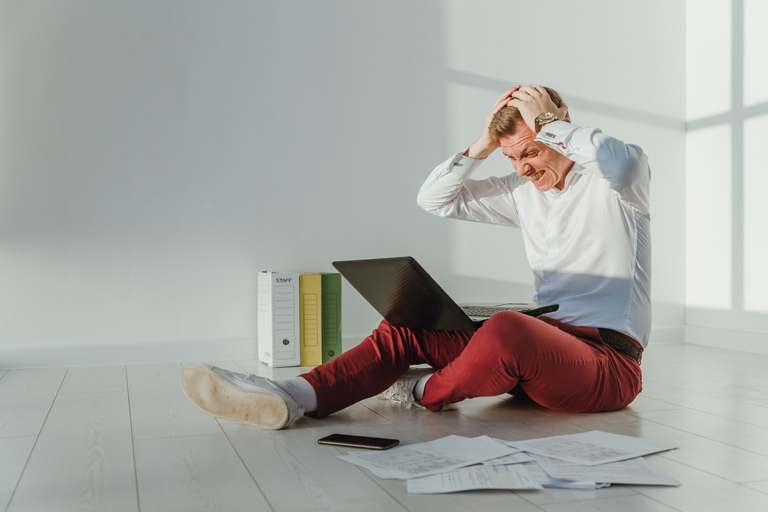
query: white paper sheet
406 464 543 494
533 454 681 486
482 451 534 465
509 431 676 466
524 462 609 489
338 435 518 480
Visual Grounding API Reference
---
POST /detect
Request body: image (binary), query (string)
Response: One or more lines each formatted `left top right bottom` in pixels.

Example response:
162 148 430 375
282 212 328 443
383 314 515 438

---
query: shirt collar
544 163 582 197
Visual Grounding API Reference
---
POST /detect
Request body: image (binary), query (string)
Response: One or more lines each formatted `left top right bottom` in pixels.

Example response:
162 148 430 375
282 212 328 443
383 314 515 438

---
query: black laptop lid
332 256 477 331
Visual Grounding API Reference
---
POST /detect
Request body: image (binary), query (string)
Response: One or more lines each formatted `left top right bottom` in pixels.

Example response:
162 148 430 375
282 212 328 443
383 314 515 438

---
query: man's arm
464 86 521 159
511 86 649 214
416 88 527 226
416 153 521 226
537 122 651 214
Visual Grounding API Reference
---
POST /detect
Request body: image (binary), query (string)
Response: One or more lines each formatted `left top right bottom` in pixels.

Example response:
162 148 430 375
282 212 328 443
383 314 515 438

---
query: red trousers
300 311 642 418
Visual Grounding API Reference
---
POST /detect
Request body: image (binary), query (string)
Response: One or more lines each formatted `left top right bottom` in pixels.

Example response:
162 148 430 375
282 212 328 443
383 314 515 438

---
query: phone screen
318 433 399 450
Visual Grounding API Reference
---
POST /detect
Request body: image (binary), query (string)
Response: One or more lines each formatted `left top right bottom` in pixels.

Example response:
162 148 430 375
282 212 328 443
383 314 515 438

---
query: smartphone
318 433 399 450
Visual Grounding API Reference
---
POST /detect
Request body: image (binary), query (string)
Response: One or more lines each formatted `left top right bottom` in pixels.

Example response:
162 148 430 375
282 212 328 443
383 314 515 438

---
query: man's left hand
509 85 569 132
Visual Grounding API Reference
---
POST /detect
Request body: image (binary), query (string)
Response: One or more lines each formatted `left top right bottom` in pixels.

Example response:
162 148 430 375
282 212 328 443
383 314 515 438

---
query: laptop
332 256 558 332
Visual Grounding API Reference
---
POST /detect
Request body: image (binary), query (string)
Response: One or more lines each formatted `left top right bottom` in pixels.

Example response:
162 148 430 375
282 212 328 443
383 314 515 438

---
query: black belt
598 328 643 365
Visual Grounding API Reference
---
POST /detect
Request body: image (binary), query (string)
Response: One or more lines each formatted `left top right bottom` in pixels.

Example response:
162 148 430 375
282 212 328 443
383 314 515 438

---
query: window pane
686 124 732 309
686 0 731 121
743 115 768 311
744 0 768 106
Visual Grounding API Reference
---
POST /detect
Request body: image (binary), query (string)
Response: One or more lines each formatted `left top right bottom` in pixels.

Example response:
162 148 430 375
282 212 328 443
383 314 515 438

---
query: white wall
0 0 687 368
686 0 768 352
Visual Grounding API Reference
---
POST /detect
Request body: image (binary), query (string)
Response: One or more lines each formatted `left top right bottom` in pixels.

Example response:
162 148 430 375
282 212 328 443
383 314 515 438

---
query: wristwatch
534 112 559 133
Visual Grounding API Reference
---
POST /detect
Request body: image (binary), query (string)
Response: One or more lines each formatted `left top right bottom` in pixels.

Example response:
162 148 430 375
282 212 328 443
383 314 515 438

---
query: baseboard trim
650 325 686 344
686 325 768 355
0 338 259 369
7 325 761 369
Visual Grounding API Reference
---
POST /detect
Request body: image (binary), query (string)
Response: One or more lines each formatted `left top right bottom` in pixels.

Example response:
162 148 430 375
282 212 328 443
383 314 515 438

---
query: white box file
258 271 301 367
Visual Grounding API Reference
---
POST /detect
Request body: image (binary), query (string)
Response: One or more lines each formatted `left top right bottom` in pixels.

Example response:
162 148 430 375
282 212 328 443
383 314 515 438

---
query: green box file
321 273 342 363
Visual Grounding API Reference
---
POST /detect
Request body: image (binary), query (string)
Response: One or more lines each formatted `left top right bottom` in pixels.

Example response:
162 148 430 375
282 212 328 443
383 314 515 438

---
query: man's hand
464 86 521 159
509 85 569 133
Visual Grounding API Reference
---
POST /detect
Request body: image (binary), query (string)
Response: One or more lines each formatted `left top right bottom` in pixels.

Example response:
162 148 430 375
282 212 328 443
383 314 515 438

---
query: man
180 85 651 429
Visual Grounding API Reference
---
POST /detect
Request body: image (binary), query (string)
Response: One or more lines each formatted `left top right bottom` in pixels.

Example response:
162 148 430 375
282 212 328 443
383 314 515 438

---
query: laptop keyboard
461 306 511 317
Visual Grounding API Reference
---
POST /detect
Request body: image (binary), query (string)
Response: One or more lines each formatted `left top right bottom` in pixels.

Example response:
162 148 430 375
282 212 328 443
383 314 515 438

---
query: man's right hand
464 86 521 160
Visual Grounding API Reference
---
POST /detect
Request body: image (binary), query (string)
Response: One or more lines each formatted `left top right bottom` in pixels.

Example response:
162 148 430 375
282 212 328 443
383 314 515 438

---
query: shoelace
378 376 425 409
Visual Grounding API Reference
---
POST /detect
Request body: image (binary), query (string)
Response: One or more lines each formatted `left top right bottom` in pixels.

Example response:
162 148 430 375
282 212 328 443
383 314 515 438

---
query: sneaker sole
179 364 291 430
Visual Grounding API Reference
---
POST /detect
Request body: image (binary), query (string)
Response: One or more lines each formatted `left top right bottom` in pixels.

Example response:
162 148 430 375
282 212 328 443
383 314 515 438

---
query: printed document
337 431 679 493
533 454 681 486
509 430 677 466
338 435 517 480
407 464 542 494
482 451 534 466
524 462 609 489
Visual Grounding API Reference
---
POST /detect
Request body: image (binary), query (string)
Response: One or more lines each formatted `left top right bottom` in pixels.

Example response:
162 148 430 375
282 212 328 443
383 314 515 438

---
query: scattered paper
338 435 518 480
524 462 609 489
509 431 676 466
407 464 543 494
533 454 681 486
337 431 680 494
482 451 534 466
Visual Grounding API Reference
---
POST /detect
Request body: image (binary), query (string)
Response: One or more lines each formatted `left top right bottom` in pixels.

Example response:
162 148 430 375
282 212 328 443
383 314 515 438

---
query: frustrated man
180 85 651 429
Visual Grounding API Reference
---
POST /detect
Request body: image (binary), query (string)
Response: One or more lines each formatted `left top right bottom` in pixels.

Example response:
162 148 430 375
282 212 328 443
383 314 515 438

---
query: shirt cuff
536 121 612 162
535 120 577 146
446 152 485 179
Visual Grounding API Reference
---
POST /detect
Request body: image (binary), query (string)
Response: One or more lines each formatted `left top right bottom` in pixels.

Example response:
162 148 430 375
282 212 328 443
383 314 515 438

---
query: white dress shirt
417 121 652 347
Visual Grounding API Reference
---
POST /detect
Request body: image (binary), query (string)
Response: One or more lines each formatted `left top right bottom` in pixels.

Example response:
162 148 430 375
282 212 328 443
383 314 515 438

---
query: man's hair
488 86 565 140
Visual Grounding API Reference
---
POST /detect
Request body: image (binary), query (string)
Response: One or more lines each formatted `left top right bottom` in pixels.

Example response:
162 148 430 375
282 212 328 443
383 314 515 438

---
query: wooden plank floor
2 343 768 511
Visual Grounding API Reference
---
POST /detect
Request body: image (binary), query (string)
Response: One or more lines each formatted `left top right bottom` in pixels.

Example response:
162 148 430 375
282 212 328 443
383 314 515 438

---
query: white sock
413 373 434 401
273 377 318 414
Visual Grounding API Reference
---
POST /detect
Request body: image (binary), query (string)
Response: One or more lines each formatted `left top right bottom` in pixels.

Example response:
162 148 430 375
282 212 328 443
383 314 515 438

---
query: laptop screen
332 256 478 331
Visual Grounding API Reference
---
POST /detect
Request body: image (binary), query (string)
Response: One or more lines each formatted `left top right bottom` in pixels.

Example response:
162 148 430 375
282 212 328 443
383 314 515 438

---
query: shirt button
547 223 553 228
549 251 556 256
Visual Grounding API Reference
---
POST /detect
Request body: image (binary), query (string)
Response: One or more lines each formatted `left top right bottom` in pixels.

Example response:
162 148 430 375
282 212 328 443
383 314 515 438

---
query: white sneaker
377 368 433 409
180 364 303 430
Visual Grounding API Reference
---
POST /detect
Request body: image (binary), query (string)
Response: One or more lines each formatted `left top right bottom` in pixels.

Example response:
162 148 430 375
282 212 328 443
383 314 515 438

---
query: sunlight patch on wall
686 0 731 121
744 0 768 107
686 124 732 309
743 114 768 312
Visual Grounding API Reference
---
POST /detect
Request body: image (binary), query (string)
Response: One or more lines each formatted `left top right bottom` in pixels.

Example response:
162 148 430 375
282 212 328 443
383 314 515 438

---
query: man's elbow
416 188 438 213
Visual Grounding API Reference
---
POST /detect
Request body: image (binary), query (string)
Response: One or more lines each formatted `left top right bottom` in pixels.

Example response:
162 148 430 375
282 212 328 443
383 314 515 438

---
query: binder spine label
258 272 300 367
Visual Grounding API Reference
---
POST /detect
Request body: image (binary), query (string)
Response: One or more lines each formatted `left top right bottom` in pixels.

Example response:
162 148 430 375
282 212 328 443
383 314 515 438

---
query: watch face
535 112 558 132
538 113 557 122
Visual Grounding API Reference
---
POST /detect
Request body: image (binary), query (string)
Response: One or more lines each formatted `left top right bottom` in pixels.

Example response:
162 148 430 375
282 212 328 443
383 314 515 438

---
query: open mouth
529 170 545 182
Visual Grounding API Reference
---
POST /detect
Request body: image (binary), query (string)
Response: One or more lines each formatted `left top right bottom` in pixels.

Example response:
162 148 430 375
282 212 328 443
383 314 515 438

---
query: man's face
498 123 574 192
